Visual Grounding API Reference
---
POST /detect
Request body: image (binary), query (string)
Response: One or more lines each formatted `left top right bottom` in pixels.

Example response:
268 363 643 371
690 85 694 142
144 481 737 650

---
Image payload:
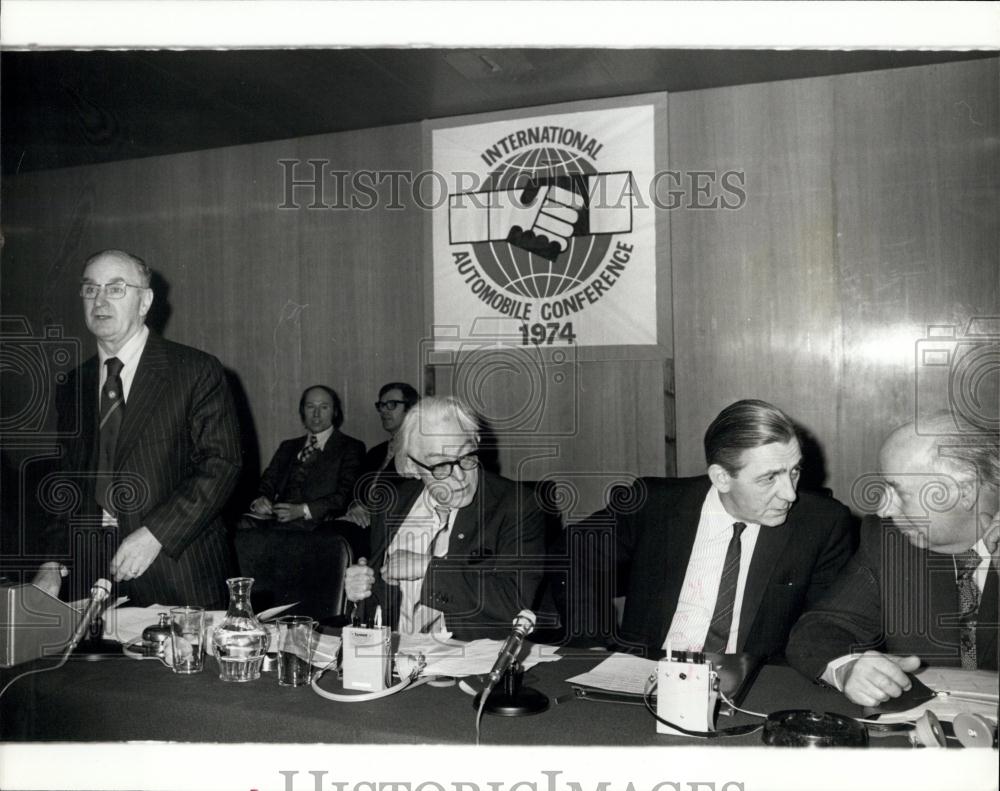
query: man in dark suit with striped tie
601 399 854 660
788 415 999 706
34 249 241 608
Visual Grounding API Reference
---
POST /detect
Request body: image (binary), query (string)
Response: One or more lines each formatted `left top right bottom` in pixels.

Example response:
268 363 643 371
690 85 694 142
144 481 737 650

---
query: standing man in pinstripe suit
34 249 241 608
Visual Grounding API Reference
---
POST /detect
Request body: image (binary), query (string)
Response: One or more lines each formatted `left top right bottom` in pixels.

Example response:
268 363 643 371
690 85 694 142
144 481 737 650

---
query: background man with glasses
33 249 241 608
344 396 546 639
342 381 420 528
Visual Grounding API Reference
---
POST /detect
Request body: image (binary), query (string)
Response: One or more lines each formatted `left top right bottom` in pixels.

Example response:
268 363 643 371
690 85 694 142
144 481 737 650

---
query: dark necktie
95 357 125 514
955 549 981 670
703 521 747 654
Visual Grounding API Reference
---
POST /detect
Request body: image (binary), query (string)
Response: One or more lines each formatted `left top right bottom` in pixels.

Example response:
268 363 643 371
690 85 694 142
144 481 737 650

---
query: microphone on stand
475 609 549 717
67 578 114 658
487 609 536 685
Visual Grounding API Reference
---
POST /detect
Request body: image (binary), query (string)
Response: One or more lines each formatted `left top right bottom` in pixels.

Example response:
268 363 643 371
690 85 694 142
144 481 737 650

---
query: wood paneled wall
2 124 427 515
2 98 671 525
671 58 999 507
4 58 995 541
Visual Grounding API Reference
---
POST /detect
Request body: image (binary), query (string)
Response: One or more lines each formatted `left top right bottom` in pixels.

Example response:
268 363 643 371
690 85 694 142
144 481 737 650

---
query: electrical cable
310 654 430 702
641 673 763 739
0 652 70 700
474 677 495 746
717 687 768 719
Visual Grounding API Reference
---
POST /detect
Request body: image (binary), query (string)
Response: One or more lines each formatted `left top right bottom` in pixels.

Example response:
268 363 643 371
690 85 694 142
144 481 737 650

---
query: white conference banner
431 104 657 350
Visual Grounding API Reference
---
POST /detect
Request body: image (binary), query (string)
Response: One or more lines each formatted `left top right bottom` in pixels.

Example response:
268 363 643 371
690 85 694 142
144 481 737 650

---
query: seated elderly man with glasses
344 396 546 640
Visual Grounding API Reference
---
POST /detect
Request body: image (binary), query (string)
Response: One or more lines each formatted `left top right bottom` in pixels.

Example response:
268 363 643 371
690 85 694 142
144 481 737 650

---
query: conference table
2 645 891 746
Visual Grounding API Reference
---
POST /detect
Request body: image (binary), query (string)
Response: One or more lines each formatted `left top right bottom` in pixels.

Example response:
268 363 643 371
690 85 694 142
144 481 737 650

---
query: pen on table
374 605 383 628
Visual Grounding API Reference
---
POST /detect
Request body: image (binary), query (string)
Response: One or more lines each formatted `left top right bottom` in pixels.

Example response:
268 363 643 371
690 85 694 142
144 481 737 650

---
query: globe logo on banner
449 149 635 301
473 150 607 299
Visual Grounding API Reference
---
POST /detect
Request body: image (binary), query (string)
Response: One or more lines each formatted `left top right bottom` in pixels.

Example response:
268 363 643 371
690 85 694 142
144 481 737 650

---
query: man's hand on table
841 650 920 707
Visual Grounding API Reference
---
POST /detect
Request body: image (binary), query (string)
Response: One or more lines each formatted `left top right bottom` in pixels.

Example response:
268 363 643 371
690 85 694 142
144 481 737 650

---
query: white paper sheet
564 652 657 695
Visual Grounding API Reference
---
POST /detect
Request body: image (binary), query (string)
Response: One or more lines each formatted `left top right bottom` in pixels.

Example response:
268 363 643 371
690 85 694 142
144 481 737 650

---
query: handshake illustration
448 172 634 261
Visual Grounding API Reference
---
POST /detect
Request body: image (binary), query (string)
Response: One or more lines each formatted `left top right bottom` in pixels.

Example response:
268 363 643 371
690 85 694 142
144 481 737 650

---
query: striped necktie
703 521 747 654
95 357 125 514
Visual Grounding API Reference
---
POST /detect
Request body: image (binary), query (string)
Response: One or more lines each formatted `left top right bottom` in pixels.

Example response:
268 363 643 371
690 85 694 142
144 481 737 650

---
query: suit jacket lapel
76 356 100 471
452 472 495 554
736 517 791 651
652 481 708 646
373 479 422 562
114 331 169 466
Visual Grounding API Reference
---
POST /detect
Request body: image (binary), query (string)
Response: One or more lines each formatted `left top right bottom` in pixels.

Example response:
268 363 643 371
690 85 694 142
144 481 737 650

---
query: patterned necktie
703 521 747 654
95 357 125 514
955 549 981 670
297 434 319 462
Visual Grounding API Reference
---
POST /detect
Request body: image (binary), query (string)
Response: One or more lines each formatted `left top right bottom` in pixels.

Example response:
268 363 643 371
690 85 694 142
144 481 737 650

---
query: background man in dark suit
344 396 546 640
342 381 419 528
34 249 241 608
787 415 999 706
602 399 854 659
244 385 364 527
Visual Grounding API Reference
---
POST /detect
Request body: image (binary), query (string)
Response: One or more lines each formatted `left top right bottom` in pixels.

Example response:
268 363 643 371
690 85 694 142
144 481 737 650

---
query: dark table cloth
1 649 872 745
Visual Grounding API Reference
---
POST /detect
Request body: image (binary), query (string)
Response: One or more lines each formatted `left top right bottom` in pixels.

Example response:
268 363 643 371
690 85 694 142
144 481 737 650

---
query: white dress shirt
664 485 761 653
385 489 457 635
308 425 335 452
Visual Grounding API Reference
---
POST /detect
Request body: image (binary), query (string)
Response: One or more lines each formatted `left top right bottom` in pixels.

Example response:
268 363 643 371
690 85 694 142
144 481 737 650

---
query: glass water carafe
211 577 269 682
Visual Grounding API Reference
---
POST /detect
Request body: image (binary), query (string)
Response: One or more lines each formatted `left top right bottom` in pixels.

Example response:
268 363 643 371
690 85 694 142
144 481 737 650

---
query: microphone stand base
72 638 122 662
474 685 550 717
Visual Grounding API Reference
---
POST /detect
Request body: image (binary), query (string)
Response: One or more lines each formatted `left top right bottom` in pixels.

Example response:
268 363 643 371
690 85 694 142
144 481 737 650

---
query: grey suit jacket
49 330 241 607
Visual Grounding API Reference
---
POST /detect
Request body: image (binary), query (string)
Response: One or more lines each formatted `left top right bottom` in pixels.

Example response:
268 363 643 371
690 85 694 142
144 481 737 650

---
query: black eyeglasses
374 400 405 411
408 452 479 480
79 282 148 300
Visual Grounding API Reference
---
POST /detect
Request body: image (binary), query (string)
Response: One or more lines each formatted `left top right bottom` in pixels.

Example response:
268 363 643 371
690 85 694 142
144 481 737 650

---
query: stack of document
396 633 561 678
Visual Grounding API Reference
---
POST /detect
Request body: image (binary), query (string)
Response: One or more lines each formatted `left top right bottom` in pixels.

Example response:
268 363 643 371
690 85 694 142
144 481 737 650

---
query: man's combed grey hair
394 396 481 478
